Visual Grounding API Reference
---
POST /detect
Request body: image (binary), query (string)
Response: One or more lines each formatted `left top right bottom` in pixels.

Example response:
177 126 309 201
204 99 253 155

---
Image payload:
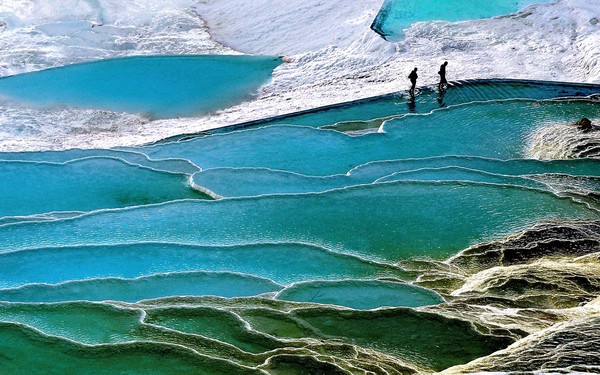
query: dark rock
575 118 593 132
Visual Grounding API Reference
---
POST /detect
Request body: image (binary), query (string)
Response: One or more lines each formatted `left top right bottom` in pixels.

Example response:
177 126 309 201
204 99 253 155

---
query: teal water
0 302 144 344
192 161 598 198
0 243 404 287
0 181 594 260
0 321 260 375
135 100 599 176
276 280 443 309
144 306 284 354
0 79 598 373
0 271 283 303
0 158 208 217
0 55 281 118
371 0 555 41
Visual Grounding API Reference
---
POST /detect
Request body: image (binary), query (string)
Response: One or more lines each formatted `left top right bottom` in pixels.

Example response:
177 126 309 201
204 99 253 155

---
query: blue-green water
0 158 209 217
0 243 404 287
0 271 283 303
0 77 598 373
276 280 443 309
372 0 555 41
0 55 281 118
0 180 594 260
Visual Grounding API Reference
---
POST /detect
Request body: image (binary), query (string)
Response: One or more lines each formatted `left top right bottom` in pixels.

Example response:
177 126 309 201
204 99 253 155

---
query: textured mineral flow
447 220 600 274
451 260 600 309
0 297 516 374
142 296 513 372
527 122 600 159
402 220 600 372
441 309 600 374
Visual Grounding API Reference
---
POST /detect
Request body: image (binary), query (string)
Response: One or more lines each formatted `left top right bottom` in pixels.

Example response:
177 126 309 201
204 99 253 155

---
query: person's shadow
407 94 416 113
437 87 447 107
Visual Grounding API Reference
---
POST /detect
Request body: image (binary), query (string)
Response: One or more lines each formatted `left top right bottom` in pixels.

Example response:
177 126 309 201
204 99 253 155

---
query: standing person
438 61 448 91
408 67 418 97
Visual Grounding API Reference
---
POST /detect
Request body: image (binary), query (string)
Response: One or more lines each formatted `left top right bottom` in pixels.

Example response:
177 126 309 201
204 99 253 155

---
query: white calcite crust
0 0 598 151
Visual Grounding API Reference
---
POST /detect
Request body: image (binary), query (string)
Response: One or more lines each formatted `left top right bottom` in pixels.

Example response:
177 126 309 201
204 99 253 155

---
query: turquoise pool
0 55 281 119
371 0 555 41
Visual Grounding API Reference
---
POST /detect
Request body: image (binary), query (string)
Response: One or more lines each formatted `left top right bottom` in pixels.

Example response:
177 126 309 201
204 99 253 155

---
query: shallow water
0 157 208 217
275 280 443 309
129 99 599 177
0 79 598 373
0 243 405 288
0 55 281 118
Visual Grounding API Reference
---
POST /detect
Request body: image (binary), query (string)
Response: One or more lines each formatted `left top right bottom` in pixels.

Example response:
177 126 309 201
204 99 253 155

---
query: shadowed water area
0 77 598 374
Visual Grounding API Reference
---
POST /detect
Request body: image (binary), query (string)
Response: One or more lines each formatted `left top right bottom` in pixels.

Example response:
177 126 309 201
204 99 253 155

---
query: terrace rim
152 78 600 145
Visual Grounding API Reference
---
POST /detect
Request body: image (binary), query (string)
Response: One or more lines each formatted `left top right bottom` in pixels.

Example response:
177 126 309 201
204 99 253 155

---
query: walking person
438 61 448 91
408 67 418 97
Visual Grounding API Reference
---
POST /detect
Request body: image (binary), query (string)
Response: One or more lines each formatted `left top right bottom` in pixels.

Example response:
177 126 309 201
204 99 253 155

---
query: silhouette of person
438 61 448 91
408 67 418 97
